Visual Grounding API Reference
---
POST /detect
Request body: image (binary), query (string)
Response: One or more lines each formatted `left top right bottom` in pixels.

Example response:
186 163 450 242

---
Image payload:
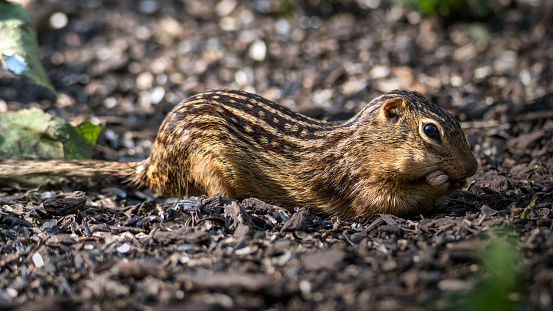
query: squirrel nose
466 155 478 177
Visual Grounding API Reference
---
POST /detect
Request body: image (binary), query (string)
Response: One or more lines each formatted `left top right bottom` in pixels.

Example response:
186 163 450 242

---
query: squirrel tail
0 159 140 180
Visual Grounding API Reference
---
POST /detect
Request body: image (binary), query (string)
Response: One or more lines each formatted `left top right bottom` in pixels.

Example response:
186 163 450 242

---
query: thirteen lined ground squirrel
0 89 477 219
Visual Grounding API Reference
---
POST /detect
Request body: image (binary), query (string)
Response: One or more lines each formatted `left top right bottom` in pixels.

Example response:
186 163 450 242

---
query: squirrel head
352 90 478 215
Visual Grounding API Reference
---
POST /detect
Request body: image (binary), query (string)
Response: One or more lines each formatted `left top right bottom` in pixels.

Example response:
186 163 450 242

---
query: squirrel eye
423 124 440 140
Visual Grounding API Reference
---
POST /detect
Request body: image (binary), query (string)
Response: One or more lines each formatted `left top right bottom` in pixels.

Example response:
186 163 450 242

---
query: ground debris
281 208 308 232
153 227 211 245
1 0 553 310
224 201 252 238
43 191 87 216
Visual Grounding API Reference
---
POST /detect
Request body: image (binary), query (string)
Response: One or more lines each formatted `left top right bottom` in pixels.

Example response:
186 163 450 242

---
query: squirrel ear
381 97 404 121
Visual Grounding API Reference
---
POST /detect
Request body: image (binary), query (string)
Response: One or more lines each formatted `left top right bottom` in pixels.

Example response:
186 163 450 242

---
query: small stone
215 0 237 17
520 69 531 86
370 66 391 79
104 97 117 108
149 86 165 104
474 66 491 79
249 40 267 61
438 279 472 291
116 243 131 254
313 89 334 108
49 12 68 30
376 78 401 92
136 72 154 90
493 50 517 72
32 252 44 268
450 75 463 87
275 19 290 35
220 17 239 31
134 26 152 40
341 77 367 95
359 0 381 9
138 0 158 14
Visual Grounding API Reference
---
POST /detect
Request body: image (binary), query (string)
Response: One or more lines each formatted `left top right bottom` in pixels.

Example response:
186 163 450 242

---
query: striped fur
0 89 477 218
135 89 477 218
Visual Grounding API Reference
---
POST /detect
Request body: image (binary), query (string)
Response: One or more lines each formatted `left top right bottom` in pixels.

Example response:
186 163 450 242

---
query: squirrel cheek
426 170 450 190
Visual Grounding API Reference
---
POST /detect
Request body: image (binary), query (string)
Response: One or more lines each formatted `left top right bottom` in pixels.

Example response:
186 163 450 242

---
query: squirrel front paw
425 170 450 192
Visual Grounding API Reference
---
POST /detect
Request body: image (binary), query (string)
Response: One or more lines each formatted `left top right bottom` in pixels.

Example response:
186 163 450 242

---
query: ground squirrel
0 90 477 219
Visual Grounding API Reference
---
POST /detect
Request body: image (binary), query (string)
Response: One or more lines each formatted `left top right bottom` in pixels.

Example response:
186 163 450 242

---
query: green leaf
428 230 523 311
0 108 62 158
0 0 56 94
468 23 491 42
49 119 102 160
527 194 538 208
0 109 101 160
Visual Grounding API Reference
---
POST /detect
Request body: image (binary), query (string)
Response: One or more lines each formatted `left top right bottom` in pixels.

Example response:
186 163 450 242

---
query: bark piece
303 248 346 270
110 259 168 279
43 191 87 216
281 208 308 232
224 201 252 238
153 227 211 245
176 272 287 296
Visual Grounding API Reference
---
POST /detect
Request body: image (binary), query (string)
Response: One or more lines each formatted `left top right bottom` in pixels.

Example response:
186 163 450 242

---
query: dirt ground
1 0 553 310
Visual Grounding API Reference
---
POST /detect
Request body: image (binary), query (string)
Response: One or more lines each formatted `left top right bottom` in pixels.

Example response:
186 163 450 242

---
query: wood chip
43 191 87 216
281 208 308 232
